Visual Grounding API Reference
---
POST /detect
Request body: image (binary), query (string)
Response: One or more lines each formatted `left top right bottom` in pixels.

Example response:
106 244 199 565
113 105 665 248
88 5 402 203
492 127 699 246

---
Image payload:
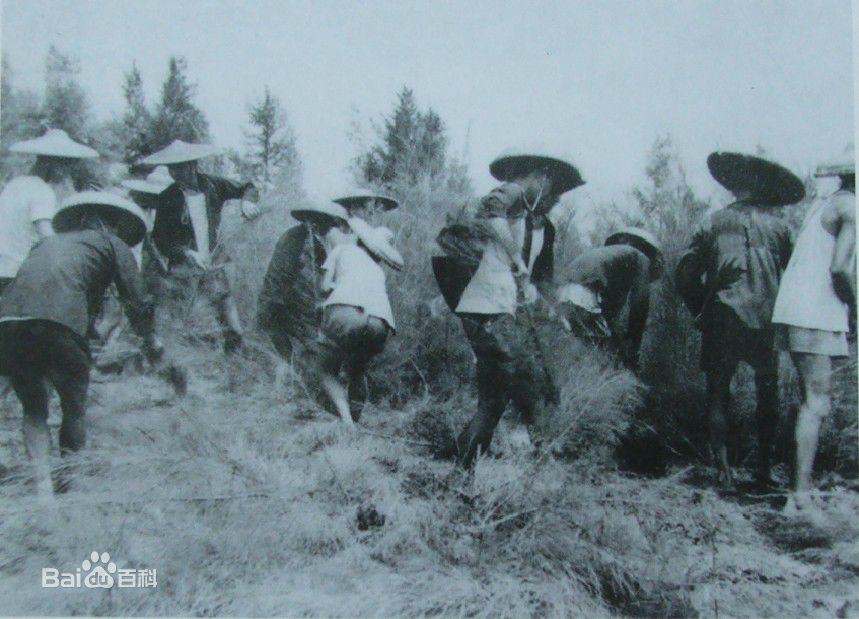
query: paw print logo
82 551 117 589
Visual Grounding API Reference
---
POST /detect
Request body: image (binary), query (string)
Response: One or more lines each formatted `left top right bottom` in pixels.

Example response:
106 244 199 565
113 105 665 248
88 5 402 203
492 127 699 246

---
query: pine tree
356 87 447 185
240 86 299 189
148 56 209 152
120 62 153 163
42 45 91 142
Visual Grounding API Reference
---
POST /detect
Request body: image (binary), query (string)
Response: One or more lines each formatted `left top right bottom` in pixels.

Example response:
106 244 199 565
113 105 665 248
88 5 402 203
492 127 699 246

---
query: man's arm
110 238 158 356
475 184 528 273
204 174 259 218
826 195 856 306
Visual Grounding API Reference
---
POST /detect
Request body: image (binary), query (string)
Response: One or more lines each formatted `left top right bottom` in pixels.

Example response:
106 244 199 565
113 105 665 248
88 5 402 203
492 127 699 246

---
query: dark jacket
0 230 154 339
567 244 651 352
257 224 327 339
677 201 793 329
151 173 255 266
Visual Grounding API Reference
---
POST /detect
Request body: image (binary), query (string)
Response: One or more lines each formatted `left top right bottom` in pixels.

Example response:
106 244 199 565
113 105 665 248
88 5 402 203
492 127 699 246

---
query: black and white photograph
0 1 856 617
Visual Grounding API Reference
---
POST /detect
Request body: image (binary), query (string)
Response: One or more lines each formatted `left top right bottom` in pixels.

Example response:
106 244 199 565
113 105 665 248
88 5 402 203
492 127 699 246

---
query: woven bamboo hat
489 148 584 194
604 227 661 262
815 145 855 178
54 191 149 246
707 151 805 206
349 217 404 271
291 202 349 225
333 189 399 212
10 128 98 159
121 166 174 194
139 140 219 165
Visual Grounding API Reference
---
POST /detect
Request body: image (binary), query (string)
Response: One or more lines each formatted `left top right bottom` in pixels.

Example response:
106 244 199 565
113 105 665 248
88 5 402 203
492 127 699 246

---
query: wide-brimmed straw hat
10 128 99 159
332 189 399 212
489 149 584 194
54 191 149 246
707 152 805 206
139 140 219 166
121 166 174 194
815 145 855 178
604 227 661 262
291 202 349 225
556 282 601 314
349 217 404 271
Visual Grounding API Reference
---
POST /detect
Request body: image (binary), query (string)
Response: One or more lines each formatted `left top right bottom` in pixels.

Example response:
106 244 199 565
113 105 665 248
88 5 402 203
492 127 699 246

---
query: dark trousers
456 313 557 467
0 320 92 454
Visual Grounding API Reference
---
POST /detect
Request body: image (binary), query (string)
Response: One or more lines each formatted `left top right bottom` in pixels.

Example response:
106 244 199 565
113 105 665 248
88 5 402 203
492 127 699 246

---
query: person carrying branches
138 140 260 354
676 151 801 492
434 149 585 468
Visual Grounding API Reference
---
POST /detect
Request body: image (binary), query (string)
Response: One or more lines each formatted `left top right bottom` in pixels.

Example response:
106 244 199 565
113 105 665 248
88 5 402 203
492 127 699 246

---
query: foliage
42 45 91 143
148 56 210 152
120 63 154 164
228 86 300 191
354 87 448 186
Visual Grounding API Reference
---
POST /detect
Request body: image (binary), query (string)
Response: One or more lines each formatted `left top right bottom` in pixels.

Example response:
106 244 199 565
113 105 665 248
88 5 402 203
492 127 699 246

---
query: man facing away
0 129 99 293
139 140 260 354
258 202 351 368
557 227 662 369
436 149 585 467
0 191 164 497
676 151 802 492
772 149 855 518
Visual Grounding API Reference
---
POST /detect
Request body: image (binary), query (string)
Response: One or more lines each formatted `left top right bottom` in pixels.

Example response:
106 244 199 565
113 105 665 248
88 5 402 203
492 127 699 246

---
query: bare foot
783 493 827 527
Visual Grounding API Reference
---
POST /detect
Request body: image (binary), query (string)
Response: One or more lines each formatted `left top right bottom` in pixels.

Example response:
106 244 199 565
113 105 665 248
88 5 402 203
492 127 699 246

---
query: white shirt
321 243 395 330
0 175 57 278
455 217 545 315
184 190 210 265
772 192 852 332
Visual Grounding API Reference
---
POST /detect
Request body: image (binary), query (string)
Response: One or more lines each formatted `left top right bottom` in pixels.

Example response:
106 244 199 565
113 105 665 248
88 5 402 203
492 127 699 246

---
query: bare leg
12 374 53 498
790 352 831 507
320 371 353 427
706 366 736 490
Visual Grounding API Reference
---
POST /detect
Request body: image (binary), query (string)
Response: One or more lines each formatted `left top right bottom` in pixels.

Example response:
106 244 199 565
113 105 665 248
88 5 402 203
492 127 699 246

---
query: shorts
317 304 390 371
700 304 776 375
774 324 848 357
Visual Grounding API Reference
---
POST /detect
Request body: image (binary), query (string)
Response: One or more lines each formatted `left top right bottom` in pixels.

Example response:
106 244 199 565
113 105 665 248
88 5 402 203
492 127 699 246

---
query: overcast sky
1 0 855 207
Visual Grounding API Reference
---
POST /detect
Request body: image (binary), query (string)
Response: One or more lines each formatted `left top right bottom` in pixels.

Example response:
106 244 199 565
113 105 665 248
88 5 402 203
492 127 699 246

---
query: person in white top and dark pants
317 217 403 426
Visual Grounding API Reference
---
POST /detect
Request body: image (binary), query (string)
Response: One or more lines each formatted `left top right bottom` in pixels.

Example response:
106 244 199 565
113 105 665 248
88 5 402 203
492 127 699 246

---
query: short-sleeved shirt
151 173 254 266
257 224 327 339
0 175 57 278
455 183 555 315
566 244 651 338
321 243 395 330
0 230 154 339
683 201 793 329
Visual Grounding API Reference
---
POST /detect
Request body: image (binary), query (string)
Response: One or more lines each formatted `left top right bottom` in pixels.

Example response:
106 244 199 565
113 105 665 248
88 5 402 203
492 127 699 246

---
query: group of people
0 127 854 520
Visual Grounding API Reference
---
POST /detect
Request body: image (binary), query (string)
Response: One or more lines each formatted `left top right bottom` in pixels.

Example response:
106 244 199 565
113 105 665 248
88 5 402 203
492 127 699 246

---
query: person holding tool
434 149 585 467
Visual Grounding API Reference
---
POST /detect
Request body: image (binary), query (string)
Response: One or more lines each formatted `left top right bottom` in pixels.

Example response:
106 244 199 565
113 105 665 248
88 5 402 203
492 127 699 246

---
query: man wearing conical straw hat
332 188 399 221
677 151 802 493
0 191 165 497
436 148 585 468
0 128 99 293
557 227 662 369
772 147 855 520
258 202 350 369
139 140 260 354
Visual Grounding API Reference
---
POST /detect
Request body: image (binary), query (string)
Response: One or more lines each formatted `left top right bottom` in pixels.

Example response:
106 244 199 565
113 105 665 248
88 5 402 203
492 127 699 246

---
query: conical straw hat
139 140 219 165
122 166 174 194
490 148 584 194
332 189 399 212
53 190 149 246
707 151 805 206
604 227 661 261
349 217 404 270
10 128 98 159
291 202 349 225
